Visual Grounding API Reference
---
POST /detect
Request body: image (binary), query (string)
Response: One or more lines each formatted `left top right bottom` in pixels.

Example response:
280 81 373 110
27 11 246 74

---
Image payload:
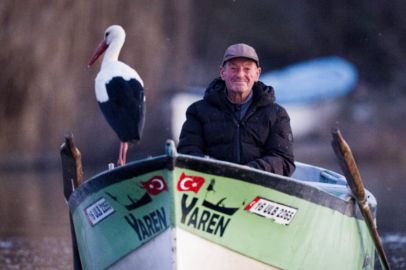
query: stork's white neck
101 36 125 68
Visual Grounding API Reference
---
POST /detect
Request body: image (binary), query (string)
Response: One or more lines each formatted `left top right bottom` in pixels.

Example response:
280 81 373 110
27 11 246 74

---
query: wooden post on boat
60 132 83 270
331 128 391 270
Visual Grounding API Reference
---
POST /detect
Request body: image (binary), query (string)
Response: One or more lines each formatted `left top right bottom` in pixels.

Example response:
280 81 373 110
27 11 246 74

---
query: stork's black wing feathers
98 76 145 143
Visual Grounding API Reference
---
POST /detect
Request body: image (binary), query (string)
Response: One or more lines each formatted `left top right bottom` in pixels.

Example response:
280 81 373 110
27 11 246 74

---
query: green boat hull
68 141 376 270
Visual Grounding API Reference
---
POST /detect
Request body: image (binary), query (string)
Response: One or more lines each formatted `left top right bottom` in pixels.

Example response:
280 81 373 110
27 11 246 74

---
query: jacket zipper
236 122 241 163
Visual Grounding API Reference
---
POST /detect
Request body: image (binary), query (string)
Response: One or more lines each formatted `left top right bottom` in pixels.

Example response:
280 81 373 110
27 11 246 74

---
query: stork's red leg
117 142 128 166
117 142 124 166
122 142 128 165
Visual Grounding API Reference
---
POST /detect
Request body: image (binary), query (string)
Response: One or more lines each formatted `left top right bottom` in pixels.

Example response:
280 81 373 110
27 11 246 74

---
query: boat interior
291 162 376 205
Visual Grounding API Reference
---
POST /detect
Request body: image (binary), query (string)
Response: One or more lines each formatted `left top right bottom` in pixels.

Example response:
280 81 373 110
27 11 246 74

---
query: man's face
220 58 261 95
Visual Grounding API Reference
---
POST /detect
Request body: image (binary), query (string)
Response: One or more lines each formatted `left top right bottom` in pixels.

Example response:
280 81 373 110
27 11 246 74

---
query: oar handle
331 128 391 270
60 132 83 200
331 128 366 203
60 132 83 270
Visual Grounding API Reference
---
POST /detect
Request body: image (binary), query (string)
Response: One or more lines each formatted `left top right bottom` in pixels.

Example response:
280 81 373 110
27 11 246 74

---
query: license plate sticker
245 197 298 225
85 197 115 227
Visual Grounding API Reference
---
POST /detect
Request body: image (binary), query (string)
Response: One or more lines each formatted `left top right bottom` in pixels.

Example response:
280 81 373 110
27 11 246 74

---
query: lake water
0 159 405 269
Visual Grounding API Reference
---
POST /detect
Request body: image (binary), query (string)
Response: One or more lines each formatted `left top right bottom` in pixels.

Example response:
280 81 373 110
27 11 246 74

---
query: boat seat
291 162 347 186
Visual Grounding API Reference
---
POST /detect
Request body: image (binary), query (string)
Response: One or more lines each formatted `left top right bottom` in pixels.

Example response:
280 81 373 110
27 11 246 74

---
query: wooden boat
63 139 378 270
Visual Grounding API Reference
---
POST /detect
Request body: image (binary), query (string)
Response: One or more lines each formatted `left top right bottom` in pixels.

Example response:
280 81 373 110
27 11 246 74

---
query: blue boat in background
260 56 358 105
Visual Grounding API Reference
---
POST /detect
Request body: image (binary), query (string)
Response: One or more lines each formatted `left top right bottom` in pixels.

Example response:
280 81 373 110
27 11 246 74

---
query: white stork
87 25 145 166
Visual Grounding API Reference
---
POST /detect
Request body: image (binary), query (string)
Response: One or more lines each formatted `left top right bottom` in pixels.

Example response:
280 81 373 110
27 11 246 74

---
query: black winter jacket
177 78 295 176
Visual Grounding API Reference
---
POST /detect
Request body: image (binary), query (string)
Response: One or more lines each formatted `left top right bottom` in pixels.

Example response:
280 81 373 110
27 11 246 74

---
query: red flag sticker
177 172 205 194
141 176 168 196
245 197 261 210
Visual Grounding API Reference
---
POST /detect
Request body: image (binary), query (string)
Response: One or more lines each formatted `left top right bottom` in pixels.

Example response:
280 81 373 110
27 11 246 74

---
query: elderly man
177 44 295 176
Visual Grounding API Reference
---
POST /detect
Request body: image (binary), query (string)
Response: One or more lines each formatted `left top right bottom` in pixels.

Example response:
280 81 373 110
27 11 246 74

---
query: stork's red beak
86 40 109 69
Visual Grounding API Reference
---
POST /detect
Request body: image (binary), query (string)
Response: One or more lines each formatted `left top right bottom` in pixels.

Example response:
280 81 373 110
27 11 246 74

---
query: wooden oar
60 132 83 270
331 128 391 270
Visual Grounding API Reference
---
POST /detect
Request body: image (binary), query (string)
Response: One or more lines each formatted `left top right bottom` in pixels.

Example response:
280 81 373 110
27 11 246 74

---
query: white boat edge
108 228 280 270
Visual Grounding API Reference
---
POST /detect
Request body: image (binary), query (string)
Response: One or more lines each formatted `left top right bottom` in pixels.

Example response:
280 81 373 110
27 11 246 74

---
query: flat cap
222 43 259 66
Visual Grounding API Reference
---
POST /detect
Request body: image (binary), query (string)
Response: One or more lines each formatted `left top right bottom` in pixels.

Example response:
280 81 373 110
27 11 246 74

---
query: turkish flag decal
141 176 168 196
177 172 205 194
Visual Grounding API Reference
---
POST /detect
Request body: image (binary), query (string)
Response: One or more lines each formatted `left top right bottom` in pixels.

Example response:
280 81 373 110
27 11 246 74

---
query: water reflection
0 170 73 268
0 171 70 237
0 236 72 269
